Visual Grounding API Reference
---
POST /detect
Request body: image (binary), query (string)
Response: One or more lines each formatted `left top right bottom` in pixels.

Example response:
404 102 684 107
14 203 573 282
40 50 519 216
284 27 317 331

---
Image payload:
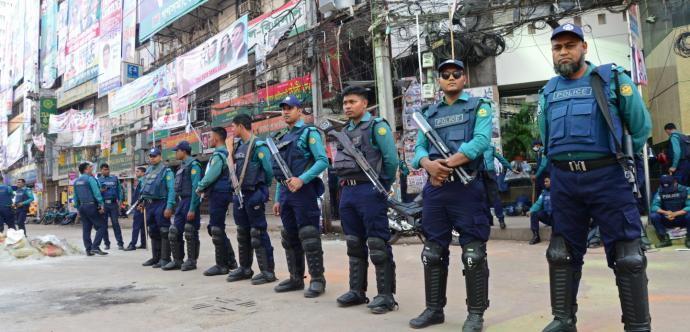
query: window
598 13 607 25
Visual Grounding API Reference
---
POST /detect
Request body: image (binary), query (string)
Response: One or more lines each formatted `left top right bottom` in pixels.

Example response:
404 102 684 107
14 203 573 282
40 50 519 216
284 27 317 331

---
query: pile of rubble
0 229 82 261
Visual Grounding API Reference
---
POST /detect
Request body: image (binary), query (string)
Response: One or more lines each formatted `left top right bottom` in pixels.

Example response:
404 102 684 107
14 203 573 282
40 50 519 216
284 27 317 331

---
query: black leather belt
341 179 369 186
552 156 618 172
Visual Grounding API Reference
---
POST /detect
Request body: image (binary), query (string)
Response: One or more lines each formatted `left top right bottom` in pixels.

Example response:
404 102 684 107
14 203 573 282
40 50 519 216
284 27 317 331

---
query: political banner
10 0 25 86
48 109 94 134
121 0 137 63
152 96 188 131
5 128 24 168
101 117 112 150
63 38 99 91
73 120 101 147
57 1 69 76
66 0 101 55
248 0 307 53
98 0 123 97
40 0 59 89
138 0 207 42
175 15 248 97
108 62 177 117
25 0 41 92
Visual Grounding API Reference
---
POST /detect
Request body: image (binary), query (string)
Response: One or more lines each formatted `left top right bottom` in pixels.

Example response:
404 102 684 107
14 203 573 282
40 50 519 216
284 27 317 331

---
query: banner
121 0 137 63
57 1 69 76
248 0 307 53
0 119 6 169
161 132 200 160
73 120 101 147
138 0 207 42
101 118 112 150
152 96 188 131
48 111 73 134
40 97 58 134
64 38 99 91
627 5 648 86
40 0 59 89
175 15 248 97
33 133 47 152
25 0 41 92
108 62 177 117
66 0 101 55
98 0 123 97
10 0 25 86
253 115 313 136
5 128 24 168
48 109 95 134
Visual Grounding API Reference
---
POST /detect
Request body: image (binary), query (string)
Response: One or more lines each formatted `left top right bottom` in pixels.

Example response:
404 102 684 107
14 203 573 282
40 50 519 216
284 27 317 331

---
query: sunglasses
440 71 464 80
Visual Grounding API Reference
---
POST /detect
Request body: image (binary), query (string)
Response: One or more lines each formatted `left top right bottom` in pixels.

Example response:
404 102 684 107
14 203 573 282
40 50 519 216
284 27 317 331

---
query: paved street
1 221 689 332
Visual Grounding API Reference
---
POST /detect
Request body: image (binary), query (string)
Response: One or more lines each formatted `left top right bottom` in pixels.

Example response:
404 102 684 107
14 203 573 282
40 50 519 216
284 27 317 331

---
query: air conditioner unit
239 0 261 19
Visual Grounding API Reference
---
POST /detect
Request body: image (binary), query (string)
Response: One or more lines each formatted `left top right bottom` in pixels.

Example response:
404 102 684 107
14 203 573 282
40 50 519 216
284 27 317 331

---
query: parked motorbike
388 196 424 245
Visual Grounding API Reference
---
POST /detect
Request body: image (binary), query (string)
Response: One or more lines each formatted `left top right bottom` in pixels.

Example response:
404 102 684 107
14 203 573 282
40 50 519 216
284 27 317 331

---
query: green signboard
138 0 207 42
40 97 57 133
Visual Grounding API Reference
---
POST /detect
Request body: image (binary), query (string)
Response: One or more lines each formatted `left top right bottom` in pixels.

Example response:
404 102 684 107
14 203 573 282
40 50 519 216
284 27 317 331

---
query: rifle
126 198 142 215
226 150 245 209
266 137 293 183
412 112 474 184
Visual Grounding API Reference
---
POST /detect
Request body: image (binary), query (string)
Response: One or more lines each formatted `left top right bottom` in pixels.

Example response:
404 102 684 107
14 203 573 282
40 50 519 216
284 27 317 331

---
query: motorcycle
388 196 424 245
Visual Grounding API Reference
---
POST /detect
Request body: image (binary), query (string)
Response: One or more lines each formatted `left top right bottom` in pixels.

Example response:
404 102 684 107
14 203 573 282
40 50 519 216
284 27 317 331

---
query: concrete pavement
1 223 689 332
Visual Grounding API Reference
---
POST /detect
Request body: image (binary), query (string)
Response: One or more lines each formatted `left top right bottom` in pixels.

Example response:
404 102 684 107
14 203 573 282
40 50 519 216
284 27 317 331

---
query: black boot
227 227 254 282
142 227 161 266
204 226 230 276
181 223 198 271
461 241 489 332
124 244 136 251
155 227 171 269
250 228 277 285
614 239 651 332
163 226 183 270
543 236 578 332
300 226 326 298
657 233 672 248
367 237 397 314
530 230 541 245
337 235 369 307
499 217 506 230
274 229 305 293
410 241 447 329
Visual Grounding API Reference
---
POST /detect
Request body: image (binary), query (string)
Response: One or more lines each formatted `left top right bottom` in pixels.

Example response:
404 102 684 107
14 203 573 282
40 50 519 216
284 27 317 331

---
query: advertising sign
138 0 207 42
122 0 137 63
161 132 200 159
108 62 177 117
63 39 99 91
5 128 24 168
40 98 58 134
175 15 248 97
98 0 123 97
248 0 307 52
10 0 25 85
152 96 188 131
66 0 101 55
40 0 59 89
25 0 41 92
57 1 69 76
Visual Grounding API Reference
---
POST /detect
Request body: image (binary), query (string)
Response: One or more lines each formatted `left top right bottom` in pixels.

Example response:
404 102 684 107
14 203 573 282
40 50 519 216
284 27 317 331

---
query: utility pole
371 1 396 131
308 0 322 122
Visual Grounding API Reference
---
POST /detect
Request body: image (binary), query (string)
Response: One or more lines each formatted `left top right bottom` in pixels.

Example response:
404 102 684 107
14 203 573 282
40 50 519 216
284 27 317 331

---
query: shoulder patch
478 108 489 117
377 126 387 136
166 175 172 181
258 151 265 159
191 169 197 175
620 84 633 97
309 136 317 145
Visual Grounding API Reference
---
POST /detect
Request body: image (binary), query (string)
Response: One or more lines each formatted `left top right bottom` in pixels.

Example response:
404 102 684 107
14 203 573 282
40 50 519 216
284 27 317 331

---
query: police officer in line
73 162 108 256
409 59 493 331
663 123 690 186
225 115 276 285
532 139 550 197
334 86 399 314
124 166 147 250
13 179 34 235
650 175 690 248
538 24 651 331
527 176 553 245
140 148 176 269
0 175 16 233
98 163 125 250
196 127 238 276
270 95 328 297
483 144 512 229
163 141 203 271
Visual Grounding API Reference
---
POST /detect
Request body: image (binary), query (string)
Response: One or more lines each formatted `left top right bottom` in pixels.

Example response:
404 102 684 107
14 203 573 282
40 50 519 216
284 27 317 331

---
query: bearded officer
334 86 399 314
270 95 328 297
140 148 176 269
409 59 493 331
538 24 651 331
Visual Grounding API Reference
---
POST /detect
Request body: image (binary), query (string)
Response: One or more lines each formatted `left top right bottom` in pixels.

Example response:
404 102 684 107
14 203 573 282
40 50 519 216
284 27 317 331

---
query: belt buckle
346 179 356 186
568 161 587 172
105 199 112 204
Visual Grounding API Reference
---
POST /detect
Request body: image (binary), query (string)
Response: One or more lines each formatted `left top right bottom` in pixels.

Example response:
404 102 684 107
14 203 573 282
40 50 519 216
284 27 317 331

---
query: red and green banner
160 132 200 160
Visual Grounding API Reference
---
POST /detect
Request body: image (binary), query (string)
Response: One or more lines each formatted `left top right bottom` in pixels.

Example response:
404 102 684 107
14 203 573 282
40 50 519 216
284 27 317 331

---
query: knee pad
546 236 572 266
184 223 196 241
345 235 367 258
367 237 389 265
160 226 169 235
250 227 264 249
237 226 251 243
461 241 487 269
280 229 292 249
148 226 160 239
614 239 647 274
210 226 225 245
168 226 178 241
299 226 321 252
421 240 444 267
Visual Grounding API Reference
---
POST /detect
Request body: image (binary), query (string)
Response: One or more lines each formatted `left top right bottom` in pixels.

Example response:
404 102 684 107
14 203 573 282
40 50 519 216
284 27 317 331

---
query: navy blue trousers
673 160 690 187
0 206 15 232
649 212 690 237
174 197 200 242
339 183 392 259
279 181 321 255
79 203 106 251
207 191 232 252
233 186 273 262
15 207 27 234
103 201 124 246
530 210 553 232
130 209 146 246
145 200 171 238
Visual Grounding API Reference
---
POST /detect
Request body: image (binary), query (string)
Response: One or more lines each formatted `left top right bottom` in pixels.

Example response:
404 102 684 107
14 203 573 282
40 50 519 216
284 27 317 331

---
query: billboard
63 39 99 91
40 0 59 89
66 0 101 55
175 15 248 97
122 0 137 63
152 96 188 131
25 0 41 92
98 0 123 97
57 1 69 76
5 128 24 168
138 0 207 42
248 0 307 53
108 62 177 117
10 0 25 86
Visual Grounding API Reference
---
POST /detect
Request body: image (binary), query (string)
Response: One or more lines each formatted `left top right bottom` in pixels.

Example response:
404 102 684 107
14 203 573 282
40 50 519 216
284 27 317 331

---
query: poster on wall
57 1 69 76
73 120 101 147
98 0 123 97
10 0 25 86
5 128 24 168
464 85 502 150
66 0 101 55
63 38 99 91
108 62 177 117
175 15 248 97
152 96 188 131
121 0 137 63
40 0 59 89
138 0 207 42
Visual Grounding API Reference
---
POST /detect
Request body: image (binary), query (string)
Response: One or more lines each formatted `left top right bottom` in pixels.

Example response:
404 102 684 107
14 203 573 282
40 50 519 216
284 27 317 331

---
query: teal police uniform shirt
15 187 34 206
412 91 493 169
535 146 549 178
142 162 176 210
483 145 511 172
236 135 274 185
669 132 684 168
529 191 549 213
537 62 652 161
183 156 203 211
275 119 329 201
651 185 690 212
346 112 399 182
73 175 104 209
198 145 229 191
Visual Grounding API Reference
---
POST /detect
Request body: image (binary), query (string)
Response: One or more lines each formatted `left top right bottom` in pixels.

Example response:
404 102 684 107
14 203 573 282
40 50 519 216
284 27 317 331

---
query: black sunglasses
440 71 464 80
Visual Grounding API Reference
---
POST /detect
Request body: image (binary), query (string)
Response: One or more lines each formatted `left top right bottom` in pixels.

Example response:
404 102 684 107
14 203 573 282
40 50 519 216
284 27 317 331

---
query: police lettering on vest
334 119 385 182
272 126 314 182
542 64 623 157
659 186 688 212
175 160 199 198
99 175 119 200
0 185 13 206
75 176 96 204
234 140 265 190
141 166 169 198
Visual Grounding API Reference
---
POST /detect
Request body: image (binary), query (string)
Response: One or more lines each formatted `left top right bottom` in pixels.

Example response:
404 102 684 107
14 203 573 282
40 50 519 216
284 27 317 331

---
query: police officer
73 162 108 256
270 95 328 297
663 123 690 186
98 164 125 250
650 175 690 248
538 24 651 331
163 141 203 271
532 140 550 197
483 144 512 229
225 114 276 285
124 166 147 250
196 127 238 276
0 175 16 233
409 59 493 331
334 86 399 314
527 176 553 245
13 179 33 235
140 148 176 269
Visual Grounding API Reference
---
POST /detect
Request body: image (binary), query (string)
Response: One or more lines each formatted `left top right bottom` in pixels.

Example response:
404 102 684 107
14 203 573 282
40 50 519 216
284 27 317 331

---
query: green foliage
500 103 538 160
